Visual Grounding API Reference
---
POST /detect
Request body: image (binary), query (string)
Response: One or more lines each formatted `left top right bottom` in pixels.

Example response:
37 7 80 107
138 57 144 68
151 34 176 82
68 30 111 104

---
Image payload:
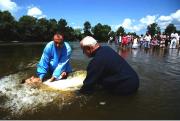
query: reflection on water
0 42 180 119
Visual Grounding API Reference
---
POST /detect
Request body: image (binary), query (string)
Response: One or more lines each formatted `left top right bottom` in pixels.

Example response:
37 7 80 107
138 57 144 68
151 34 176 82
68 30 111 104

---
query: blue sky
0 0 180 35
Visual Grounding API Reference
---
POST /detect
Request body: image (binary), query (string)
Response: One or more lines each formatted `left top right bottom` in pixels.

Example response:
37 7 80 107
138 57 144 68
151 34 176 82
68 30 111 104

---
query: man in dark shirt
79 36 139 95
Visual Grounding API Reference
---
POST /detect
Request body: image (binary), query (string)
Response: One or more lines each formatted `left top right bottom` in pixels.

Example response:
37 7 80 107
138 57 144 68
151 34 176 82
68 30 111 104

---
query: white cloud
0 0 19 13
158 21 172 29
158 15 172 21
114 16 157 33
157 16 171 29
113 9 180 34
133 24 145 32
116 18 145 32
171 9 180 21
140 15 156 25
27 7 42 16
27 6 46 19
121 18 132 29
157 9 180 30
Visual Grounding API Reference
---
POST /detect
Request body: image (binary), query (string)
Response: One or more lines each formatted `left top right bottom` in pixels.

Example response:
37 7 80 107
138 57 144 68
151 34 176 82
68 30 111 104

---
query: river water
0 42 180 119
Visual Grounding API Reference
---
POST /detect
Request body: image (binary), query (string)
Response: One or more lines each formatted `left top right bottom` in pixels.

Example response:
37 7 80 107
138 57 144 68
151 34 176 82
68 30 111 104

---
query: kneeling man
79 36 139 95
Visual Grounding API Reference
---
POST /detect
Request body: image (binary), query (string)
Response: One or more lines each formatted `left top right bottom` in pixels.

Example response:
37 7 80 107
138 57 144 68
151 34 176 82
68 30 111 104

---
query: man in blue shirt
36 33 72 82
79 36 139 95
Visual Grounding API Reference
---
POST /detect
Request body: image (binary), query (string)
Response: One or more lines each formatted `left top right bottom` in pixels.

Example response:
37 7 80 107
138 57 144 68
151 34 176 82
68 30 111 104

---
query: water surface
0 42 180 119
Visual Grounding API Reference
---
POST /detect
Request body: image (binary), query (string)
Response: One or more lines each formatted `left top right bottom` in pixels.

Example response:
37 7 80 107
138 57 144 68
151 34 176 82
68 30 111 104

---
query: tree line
0 10 179 42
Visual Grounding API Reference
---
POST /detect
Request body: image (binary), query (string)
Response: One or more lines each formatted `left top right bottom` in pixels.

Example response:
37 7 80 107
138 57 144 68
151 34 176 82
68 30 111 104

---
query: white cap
80 36 97 46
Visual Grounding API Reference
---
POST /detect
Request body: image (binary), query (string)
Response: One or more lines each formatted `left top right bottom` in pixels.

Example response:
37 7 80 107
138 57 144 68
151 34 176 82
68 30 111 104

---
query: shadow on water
0 42 180 119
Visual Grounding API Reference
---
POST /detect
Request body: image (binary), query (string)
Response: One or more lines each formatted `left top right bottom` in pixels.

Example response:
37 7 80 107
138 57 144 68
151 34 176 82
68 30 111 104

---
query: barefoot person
79 36 139 95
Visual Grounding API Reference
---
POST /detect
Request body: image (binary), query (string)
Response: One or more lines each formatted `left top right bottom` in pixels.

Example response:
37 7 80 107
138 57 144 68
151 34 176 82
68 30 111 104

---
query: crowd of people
111 32 180 49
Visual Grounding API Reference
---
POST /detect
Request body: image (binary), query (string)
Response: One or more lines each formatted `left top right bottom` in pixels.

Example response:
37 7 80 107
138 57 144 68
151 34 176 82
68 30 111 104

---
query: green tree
36 18 50 41
147 23 161 37
0 11 17 42
164 24 177 36
176 30 180 35
17 15 37 41
116 26 125 36
92 23 111 42
73 28 83 41
48 19 58 38
109 31 115 37
65 26 75 41
83 21 92 37
57 18 74 40
57 18 67 34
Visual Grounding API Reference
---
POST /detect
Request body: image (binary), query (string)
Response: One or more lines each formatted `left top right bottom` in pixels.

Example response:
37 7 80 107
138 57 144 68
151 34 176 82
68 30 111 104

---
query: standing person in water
36 33 72 82
79 36 139 95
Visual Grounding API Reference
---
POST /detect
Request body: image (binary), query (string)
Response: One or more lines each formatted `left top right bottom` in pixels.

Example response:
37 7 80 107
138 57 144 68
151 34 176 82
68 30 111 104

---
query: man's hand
61 72 68 79
47 76 55 82
46 72 67 82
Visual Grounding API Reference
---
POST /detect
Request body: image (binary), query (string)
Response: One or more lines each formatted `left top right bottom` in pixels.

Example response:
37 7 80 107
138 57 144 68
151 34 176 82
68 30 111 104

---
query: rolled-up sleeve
52 42 72 79
37 43 52 80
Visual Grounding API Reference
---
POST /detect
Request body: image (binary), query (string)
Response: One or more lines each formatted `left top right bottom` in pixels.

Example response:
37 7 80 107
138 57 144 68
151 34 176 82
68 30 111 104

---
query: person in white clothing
132 36 139 49
144 33 151 48
170 32 177 49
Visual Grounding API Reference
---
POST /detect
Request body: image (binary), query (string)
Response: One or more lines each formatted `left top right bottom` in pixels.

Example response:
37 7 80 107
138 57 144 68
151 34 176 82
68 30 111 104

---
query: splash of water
0 70 87 119
43 70 86 91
